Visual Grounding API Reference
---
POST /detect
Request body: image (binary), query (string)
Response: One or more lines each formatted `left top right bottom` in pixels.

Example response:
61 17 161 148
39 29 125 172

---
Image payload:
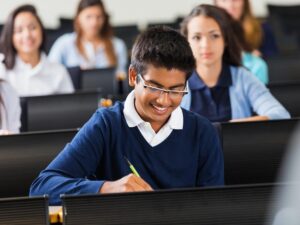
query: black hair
180 4 242 66
131 26 196 79
0 4 46 70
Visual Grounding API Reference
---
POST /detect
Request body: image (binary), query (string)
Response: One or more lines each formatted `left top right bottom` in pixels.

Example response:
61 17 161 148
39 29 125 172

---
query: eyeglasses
137 74 188 100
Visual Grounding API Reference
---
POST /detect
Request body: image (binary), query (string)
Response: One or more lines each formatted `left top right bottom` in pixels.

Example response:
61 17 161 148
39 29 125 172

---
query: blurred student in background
214 0 278 58
49 0 128 79
180 4 290 122
231 18 268 84
0 74 21 134
214 0 270 84
0 5 74 97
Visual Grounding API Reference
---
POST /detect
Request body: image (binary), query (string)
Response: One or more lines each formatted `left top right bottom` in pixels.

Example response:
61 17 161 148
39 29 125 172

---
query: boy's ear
128 66 138 87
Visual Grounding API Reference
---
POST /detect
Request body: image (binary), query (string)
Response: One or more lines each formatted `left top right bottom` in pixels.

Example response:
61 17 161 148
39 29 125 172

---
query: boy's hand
99 174 153 193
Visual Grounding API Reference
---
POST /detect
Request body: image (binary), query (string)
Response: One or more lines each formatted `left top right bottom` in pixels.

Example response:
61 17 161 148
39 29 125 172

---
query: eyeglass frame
137 74 188 99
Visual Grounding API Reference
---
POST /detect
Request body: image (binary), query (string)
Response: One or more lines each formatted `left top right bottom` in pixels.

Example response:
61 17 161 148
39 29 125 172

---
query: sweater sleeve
241 69 291 119
29 110 106 205
197 119 224 186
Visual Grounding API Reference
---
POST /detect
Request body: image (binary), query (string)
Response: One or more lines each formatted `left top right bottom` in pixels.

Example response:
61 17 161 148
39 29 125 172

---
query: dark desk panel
0 196 49 225
221 119 299 185
0 129 77 197
61 184 275 225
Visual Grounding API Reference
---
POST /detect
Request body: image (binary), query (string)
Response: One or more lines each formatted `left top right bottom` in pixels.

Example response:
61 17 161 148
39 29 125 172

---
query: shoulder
229 65 259 84
52 33 76 48
243 53 267 67
229 64 267 99
56 32 76 42
0 80 19 103
42 54 68 74
230 65 251 77
112 37 126 49
0 61 7 80
182 107 214 131
93 102 125 125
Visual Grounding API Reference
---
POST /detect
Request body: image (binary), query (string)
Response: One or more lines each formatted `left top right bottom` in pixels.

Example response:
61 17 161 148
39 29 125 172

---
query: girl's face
215 0 244 20
13 12 43 56
187 15 225 67
77 5 105 38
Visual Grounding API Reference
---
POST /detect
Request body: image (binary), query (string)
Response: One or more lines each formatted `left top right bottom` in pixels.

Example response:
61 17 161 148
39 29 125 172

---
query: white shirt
0 78 21 133
1 53 74 97
123 91 184 147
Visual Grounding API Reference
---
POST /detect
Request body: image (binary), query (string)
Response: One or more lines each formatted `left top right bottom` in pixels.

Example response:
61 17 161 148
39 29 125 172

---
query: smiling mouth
152 104 169 114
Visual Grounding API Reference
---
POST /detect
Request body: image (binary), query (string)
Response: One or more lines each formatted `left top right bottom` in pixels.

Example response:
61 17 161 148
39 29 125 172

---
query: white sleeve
2 82 21 133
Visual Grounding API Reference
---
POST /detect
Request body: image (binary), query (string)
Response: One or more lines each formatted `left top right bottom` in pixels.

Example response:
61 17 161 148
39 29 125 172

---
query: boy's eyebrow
145 79 186 89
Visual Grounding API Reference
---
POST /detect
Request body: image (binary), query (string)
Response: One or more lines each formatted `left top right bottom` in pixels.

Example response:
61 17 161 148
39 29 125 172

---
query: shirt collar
123 90 184 130
189 63 232 90
15 52 46 75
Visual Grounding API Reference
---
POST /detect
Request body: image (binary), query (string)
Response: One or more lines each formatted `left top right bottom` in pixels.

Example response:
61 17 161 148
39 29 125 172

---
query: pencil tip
124 156 131 165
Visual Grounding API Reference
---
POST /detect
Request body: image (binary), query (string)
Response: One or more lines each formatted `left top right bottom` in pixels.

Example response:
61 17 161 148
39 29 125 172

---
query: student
30 26 224 205
214 0 269 84
180 4 290 122
214 0 278 58
231 18 269 84
49 0 128 78
0 5 74 97
0 76 21 134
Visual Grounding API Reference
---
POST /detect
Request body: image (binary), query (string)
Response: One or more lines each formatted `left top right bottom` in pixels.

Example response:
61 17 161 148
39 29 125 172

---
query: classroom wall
0 0 300 28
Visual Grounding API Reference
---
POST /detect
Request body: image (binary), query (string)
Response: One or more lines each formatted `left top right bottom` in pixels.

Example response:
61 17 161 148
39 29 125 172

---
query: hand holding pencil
100 173 153 193
99 157 153 194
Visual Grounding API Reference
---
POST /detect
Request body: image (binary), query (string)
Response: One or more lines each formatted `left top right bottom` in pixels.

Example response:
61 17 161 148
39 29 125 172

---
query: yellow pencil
124 156 140 177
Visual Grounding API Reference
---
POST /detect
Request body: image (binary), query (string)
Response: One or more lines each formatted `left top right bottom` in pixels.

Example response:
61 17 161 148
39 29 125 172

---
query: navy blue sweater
30 102 224 205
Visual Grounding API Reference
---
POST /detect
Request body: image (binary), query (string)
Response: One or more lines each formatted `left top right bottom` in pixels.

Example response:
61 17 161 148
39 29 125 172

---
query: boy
30 26 224 205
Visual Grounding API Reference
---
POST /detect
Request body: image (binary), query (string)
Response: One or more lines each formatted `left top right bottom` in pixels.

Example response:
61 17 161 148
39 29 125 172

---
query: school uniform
1 53 74 97
181 64 290 121
30 91 224 205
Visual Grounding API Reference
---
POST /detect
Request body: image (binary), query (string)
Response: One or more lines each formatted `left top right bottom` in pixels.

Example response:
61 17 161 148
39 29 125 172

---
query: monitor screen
0 129 77 197
81 68 116 95
221 119 299 185
21 91 101 132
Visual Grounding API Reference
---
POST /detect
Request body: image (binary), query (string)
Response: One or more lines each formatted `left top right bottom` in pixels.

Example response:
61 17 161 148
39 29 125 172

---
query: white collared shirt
1 53 74 97
123 91 184 147
0 79 21 133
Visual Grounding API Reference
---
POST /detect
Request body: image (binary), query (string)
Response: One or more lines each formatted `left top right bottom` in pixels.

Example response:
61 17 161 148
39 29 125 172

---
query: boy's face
129 64 187 132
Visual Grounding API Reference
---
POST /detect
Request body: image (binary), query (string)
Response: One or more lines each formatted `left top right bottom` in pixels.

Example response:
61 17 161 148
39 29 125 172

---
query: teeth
153 105 167 111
